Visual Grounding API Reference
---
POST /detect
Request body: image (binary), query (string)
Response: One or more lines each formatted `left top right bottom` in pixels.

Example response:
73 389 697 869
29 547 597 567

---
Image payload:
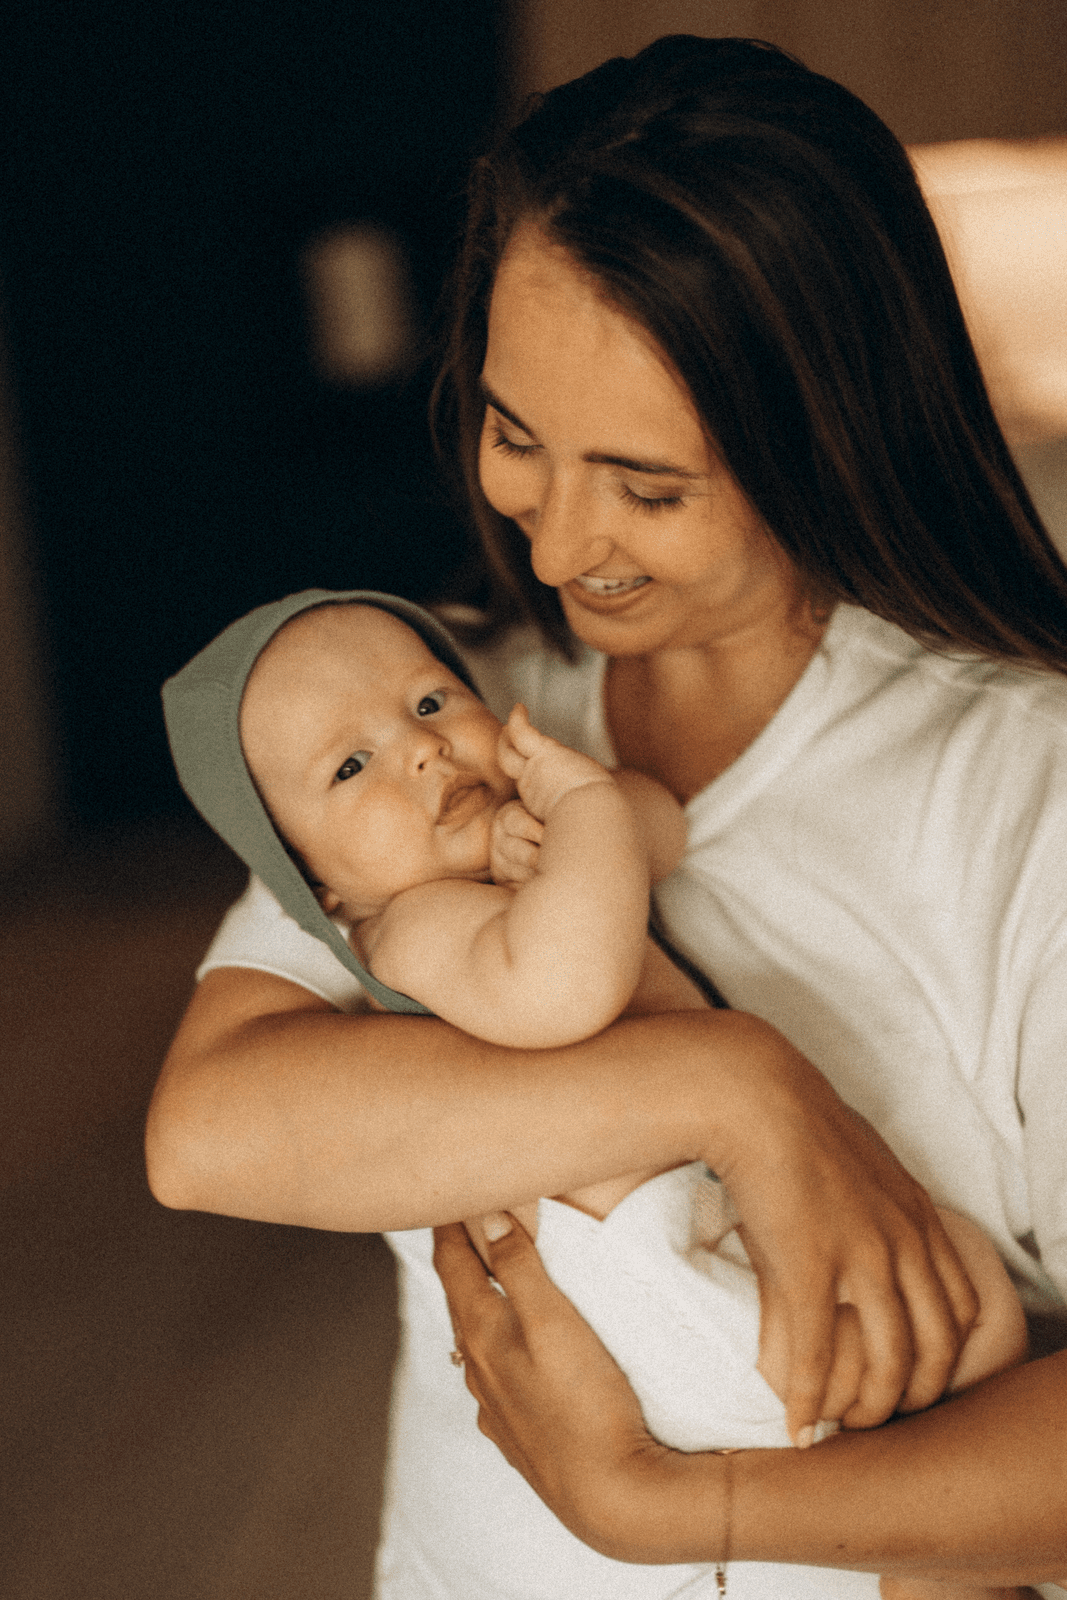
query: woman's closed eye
617 481 685 514
489 424 537 459
335 751 371 782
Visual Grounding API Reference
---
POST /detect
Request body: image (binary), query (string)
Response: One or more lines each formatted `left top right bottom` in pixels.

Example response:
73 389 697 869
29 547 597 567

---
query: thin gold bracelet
712 1447 739 1597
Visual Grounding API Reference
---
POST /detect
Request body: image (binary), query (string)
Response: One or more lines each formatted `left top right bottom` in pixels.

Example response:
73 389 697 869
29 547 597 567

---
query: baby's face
240 605 516 920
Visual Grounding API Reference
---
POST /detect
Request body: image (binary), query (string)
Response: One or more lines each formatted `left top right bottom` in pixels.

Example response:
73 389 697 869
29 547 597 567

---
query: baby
164 589 1031 1600
236 595 701 1049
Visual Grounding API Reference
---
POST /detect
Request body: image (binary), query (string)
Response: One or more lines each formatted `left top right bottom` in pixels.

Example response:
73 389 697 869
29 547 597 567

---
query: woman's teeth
574 575 651 595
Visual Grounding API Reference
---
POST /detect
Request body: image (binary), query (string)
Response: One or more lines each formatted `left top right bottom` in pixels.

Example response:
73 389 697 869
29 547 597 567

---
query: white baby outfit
201 603 1067 1598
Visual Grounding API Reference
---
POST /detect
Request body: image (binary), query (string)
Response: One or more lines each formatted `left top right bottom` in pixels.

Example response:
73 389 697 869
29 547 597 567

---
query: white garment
199 602 1067 1595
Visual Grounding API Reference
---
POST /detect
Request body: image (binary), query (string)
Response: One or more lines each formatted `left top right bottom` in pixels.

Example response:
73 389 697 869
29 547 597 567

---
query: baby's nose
411 726 451 770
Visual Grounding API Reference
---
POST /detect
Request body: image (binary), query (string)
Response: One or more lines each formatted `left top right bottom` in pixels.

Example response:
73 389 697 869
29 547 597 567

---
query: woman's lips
564 574 654 613
573 574 651 595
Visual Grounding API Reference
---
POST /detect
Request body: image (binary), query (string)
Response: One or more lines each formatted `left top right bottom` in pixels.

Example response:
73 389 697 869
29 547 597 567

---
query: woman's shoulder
833 603 1067 729
827 609 1067 858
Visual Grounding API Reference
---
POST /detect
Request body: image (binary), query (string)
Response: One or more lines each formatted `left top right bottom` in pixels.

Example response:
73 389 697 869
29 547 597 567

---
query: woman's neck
605 598 829 802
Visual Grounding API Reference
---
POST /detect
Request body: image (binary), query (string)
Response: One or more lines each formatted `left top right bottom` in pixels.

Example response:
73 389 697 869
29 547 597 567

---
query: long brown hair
432 35 1067 671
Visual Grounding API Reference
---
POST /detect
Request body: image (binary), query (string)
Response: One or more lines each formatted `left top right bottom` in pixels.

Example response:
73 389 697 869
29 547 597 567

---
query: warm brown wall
511 0 1067 143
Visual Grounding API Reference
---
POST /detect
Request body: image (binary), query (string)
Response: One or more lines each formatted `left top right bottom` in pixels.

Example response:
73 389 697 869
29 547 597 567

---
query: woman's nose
526 475 614 588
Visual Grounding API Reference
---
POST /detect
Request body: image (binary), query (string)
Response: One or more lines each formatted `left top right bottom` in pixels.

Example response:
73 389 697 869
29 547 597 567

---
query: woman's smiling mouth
573 574 651 595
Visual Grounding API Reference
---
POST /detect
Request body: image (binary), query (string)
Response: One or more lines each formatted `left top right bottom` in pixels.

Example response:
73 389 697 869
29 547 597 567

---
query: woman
148 36 1067 1597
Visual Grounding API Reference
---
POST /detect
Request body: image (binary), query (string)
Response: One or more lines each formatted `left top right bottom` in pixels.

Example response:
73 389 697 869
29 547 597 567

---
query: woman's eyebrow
479 379 704 479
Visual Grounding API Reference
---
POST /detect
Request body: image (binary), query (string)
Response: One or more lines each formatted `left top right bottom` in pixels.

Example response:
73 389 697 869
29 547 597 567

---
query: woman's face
478 225 796 658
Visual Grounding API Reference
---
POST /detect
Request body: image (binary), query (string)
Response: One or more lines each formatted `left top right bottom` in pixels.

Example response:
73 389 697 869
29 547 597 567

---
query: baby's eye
417 694 444 716
335 751 371 782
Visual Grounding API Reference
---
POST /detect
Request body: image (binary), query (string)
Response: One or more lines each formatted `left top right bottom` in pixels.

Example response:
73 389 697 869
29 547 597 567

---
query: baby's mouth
438 777 491 824
572 574 651 595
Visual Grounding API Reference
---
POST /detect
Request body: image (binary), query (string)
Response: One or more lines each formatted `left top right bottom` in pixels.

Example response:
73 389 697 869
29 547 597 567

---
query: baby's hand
497 704 614 823
490 799 544 887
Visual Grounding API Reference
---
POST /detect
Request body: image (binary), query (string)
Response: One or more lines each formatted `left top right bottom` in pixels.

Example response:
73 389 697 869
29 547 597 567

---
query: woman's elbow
145 1086 199 1210
144 1062 224 1212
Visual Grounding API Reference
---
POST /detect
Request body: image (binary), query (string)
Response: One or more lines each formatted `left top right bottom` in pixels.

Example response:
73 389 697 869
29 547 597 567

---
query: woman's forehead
484 231 708 462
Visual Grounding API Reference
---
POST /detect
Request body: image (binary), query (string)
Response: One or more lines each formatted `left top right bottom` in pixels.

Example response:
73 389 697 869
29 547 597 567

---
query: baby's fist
490 799 544 887
498 705 613 821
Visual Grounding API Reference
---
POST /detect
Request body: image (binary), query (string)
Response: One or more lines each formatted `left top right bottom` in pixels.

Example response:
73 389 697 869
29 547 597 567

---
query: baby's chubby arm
369 707 679 1048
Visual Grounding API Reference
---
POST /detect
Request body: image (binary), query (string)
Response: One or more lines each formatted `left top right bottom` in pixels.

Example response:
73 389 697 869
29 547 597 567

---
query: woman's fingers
433 1213 660 1535
724 1064 978 1442
433 1218 503 1321
838 1271 915 1429
777 1267 844 1446
893 1216 978 1414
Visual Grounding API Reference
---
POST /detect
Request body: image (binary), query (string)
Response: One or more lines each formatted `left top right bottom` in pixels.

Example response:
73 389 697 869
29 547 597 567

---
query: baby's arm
367 707 673 1048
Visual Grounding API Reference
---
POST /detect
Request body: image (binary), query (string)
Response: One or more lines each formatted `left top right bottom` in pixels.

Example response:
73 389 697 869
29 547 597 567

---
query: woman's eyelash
490 421 682 510
618 482 684 513
489 425 536 458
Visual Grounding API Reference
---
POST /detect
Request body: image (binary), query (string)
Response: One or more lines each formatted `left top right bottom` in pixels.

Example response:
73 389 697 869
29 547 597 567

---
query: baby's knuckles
518 745 615 819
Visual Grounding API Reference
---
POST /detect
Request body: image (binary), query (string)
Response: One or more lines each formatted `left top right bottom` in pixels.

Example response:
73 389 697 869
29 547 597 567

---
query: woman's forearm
733 1350 1067 1583
668 1352 1067 1583
145 967 775 1231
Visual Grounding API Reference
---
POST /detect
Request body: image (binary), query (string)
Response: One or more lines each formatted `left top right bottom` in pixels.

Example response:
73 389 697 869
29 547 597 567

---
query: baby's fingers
499 800 544 847
504 703 553 759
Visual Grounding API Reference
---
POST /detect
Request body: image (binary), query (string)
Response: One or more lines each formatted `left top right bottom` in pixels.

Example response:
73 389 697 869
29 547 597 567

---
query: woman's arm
912 137 1067 446
435 1217 1067 1584
147 968 976 1435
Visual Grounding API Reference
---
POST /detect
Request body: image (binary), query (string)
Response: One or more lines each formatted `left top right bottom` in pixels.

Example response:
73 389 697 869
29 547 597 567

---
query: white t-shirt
199 601 1067 1596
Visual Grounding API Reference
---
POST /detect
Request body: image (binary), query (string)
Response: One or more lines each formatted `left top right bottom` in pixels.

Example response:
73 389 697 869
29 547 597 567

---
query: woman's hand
436 1211 1067 1585
704 1031 980 1442
433 1216 729 1565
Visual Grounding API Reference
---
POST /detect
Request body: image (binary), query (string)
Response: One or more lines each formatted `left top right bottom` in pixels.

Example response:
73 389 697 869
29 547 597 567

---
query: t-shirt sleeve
197 874 369 1012
1017 928 1067 1305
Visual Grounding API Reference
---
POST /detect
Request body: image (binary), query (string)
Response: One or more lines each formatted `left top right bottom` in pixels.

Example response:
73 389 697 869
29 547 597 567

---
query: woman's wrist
726 1356 1067 1583
562 1439 734 1567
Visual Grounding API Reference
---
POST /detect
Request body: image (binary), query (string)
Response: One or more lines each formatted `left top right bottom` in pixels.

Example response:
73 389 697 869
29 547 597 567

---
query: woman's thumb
482 1211 515 1244
478 1211 554 1305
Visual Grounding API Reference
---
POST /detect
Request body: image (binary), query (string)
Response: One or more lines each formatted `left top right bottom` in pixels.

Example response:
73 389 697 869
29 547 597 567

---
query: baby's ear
313 884 345 918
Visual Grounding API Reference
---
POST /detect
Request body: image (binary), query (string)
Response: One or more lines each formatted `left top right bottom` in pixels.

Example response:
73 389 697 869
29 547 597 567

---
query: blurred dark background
1 0 500 829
